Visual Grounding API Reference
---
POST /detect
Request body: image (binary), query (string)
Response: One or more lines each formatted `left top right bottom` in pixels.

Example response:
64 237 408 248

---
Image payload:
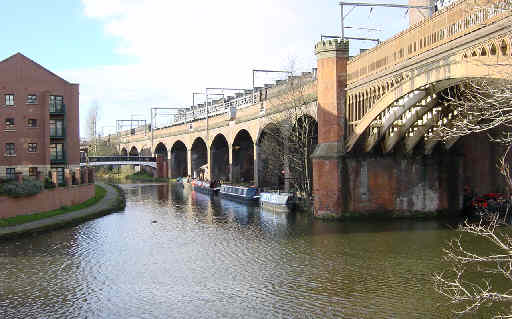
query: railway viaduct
120 0 512 218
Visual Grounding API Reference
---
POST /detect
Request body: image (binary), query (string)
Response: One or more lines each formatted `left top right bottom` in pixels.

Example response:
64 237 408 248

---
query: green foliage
0 178 43 198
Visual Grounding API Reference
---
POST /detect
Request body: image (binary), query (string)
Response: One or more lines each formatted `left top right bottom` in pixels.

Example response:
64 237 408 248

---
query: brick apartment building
0 53 79 182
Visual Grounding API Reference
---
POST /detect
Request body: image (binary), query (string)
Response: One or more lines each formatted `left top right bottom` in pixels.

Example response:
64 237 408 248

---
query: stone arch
471 50 478 57
490 42 497 56
291 114 318 193
210 133 229 181
257 123 284 188
462 52 468 59
129 146 139 156
121 147 128 156
500 39 508 56
191 137 208 180
170 140 187 178
346 57 512 152
480 46 488 56
154 142 168 159
140 146 152 156
232 129 254 184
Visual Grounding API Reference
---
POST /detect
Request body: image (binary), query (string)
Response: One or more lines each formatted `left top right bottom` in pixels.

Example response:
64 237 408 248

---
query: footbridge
119 0 512 218
81 156 157 168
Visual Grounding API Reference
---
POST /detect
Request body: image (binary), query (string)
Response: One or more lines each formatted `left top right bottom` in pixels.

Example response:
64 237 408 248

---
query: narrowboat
192 180 220 195
260 192 296 212
219 185 259 204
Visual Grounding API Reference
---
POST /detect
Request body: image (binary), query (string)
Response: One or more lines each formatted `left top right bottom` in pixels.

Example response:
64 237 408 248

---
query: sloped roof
0 52 75 85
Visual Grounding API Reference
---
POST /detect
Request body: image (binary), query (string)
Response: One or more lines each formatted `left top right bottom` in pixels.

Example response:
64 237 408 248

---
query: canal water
0 183 496 318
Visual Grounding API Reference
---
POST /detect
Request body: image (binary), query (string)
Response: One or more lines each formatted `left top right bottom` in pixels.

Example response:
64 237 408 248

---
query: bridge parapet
347 0 512 88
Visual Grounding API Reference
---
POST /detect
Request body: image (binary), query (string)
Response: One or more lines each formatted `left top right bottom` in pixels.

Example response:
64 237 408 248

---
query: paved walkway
0 183 123 239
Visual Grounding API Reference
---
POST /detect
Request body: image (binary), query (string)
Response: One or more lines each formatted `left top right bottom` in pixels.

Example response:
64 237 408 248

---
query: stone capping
311 142 345 160
314 39 349 56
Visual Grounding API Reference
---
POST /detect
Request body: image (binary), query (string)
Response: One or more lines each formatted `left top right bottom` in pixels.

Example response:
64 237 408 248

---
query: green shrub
0 179 44 198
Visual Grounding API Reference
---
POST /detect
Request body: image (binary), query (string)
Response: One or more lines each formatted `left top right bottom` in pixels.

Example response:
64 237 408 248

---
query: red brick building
0 53 79 182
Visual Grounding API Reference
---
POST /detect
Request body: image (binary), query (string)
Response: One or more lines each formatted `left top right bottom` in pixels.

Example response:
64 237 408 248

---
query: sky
0 0 414 138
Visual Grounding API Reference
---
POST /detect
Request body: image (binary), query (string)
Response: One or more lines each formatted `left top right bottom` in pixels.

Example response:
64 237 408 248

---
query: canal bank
0 183 125 239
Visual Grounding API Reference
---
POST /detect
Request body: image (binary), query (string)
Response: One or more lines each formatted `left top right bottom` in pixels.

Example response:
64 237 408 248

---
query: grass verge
0 185 107 227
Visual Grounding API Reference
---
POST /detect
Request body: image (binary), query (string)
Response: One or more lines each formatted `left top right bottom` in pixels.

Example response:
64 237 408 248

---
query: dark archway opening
155 142 169 179
129 146 139 156
191 137 208 180
154 142 168 159
233 129 254 184
121 148 128 156
171 141 187 178
140 147 152 156
257 124 284 189
211 134 229 181
290 115 318 196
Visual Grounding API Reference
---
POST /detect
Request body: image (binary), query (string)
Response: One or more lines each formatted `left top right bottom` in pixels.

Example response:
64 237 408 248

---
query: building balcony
49 103 65 114
50 128 66 139
50 153 66 164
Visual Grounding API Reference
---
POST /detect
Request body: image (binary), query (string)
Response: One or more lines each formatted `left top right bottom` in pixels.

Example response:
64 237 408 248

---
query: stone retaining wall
0 184 95 219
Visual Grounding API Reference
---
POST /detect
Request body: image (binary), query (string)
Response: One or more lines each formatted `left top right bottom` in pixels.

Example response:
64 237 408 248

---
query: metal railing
84 156 156 163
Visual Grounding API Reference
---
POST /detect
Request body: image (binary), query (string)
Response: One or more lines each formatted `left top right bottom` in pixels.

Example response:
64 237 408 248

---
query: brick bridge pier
312 0 512 218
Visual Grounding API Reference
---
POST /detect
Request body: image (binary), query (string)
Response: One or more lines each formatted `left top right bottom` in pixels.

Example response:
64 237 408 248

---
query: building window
28 143 37 152
28 119 38 127
50 119 64 137
29 167 37 176
50 143 64 160
55 167 64 184
27 94 37 104
5 94 14 106
49 95 64 113
5 143 15 156
6 168 15 179
5 118 15 128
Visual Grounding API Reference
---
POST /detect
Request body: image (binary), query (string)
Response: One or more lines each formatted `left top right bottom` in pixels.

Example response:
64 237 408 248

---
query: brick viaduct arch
120 95 317 186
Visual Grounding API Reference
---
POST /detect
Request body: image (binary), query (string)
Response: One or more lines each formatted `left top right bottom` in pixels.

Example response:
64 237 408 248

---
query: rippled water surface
0 183 491 318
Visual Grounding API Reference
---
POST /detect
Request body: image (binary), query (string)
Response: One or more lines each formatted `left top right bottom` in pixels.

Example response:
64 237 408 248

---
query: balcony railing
49 103 66 114
50 127 66 139
50 152 66 164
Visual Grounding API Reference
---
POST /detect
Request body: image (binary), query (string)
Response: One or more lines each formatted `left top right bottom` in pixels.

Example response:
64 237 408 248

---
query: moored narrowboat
192 180 220 195
260 192 296 212
219 185 259 204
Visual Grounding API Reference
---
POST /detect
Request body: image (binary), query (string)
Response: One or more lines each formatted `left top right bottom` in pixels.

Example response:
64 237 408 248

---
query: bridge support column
167 151 172 180
228 144 233 182
311 39 349 218
206 146 212 181
187 149 192 177
253 144 259 187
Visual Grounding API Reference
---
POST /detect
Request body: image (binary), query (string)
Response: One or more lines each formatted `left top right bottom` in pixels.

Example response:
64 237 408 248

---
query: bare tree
435 79 512 190
259 73 317 198
432 79 512 317
433 215 512 318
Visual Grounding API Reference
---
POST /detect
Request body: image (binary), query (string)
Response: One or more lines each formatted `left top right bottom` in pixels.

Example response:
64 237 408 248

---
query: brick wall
344 153 464 215
0 184 95 219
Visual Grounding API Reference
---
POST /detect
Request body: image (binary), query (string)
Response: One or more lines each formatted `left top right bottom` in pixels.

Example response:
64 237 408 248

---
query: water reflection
0 182 490 318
